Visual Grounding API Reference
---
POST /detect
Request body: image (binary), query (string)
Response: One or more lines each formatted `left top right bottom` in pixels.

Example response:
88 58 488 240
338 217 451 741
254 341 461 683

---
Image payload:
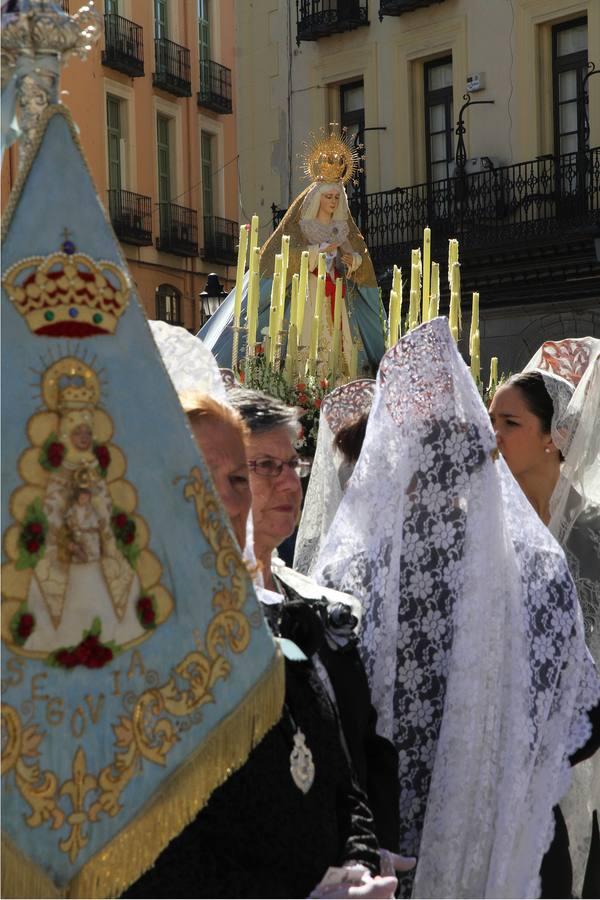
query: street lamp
199 273 226 327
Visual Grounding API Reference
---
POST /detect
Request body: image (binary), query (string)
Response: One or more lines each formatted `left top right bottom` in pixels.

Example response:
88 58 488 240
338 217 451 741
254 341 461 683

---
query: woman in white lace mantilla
312 318 599 899
490 337 600 897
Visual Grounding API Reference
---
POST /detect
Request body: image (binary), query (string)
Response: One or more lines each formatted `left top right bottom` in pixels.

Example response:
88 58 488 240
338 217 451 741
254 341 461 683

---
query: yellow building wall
235 0 599 212
1 0 240 331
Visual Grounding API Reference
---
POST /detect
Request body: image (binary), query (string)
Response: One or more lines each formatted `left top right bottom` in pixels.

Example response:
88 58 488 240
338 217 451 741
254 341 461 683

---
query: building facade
1 0 239 333
235 0 600 373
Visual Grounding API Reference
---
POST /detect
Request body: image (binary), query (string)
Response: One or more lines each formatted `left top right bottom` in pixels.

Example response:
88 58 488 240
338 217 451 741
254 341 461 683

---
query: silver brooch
290 728 315 794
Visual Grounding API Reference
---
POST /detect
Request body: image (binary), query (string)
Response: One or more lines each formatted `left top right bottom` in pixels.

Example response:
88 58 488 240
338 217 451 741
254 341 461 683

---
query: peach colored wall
1 0 239 329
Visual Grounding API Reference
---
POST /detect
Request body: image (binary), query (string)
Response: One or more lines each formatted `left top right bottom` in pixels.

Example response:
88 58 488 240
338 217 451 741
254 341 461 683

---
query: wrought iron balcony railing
202 216 238 263
348 148 600 269
379 0 446 17
272 148 599 271
108 189 153 246
198 60 232 114
153 37 192 97
156 202 198 256
102 14 144 77
296 0 368 43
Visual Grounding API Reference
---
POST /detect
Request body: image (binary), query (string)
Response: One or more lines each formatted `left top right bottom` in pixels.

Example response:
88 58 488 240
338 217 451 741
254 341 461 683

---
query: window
424 57 453 182
201 131 214 218
154 0 168 39
155 284 182 325
106 94 123 191
340 81 365 199
552 18 588 156
198 0 211 85
157 114 172 203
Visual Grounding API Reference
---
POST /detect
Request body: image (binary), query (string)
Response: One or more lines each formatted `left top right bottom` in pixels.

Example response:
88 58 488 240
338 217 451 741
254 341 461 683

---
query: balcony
296 0 368 43
153 37 192 97
156 203 198 256
202 216 238 264
107 190 152 246
273 148 600 304
379 0 446 16
197 60 233 114
347 148 598 266
102 14 144 77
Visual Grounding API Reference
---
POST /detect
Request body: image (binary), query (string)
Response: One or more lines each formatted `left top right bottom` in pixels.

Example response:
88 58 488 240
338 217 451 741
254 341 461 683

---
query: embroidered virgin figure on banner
3 354 172 663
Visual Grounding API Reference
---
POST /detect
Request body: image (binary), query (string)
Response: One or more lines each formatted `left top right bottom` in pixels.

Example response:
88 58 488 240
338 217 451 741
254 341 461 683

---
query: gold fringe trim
2 649 285 900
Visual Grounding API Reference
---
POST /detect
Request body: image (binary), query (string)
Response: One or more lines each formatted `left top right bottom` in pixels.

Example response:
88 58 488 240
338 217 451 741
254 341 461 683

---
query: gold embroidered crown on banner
302 124 363 185
2 236 131 337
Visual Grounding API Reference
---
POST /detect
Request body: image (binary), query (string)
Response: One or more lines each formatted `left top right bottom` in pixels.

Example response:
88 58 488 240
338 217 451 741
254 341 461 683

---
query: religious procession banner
1 106 284 899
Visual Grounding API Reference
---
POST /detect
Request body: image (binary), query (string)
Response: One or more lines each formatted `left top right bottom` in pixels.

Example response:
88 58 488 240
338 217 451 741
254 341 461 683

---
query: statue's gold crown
2 244 131 337
58 384 97 413
302 126 362 186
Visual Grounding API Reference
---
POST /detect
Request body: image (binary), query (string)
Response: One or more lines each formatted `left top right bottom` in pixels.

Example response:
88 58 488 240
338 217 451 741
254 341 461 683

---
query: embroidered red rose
141 608 155 625
94 445 111 471
137 596 156 628
17 613 34 639
25 538 41 554
297 393 309 406
46 442 65 467
122 529 135 545
296 382 306 392
113 512 128 530
28 522 43 537
56 649 78 669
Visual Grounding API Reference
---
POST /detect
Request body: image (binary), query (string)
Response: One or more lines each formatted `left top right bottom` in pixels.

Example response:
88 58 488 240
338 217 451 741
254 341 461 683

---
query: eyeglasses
248 457 312 479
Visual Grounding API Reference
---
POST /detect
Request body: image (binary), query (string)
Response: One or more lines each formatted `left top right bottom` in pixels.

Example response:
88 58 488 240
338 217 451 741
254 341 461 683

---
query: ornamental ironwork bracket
454 93 495 176
583 61 598 145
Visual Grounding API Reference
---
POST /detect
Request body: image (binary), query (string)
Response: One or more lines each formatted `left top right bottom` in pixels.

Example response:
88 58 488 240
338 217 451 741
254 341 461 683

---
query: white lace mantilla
313 318 600 899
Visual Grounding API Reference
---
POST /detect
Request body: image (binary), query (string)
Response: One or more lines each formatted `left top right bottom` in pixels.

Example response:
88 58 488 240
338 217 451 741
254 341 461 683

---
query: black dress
271 572 401 852
123 657 380 899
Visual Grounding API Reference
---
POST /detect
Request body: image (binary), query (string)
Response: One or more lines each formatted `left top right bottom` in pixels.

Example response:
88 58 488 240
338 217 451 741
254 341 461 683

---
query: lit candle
231 223 250 369
297 251 309 339
289 273 299 332
392 263 401 297
429 262 440 319
269 268 281 365
246 255 260 352
279 235 290 335
410 250 421 328
469 292 479 358
422 227 431 323
308 274 325 375
488 356 498 391
449 262 460 342
471 329 481 382
318 252 327 280
388 289 400 349
284 323 298 384
246 215 260 306
408 288 419 332
448 238 459 288
330 278 343 381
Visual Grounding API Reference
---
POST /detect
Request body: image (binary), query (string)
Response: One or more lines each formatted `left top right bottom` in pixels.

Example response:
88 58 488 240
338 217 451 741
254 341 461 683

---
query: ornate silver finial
1 1 101 162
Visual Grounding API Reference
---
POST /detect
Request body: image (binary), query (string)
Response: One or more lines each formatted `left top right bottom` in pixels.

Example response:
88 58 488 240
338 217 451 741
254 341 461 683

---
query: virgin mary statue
200 129 385 375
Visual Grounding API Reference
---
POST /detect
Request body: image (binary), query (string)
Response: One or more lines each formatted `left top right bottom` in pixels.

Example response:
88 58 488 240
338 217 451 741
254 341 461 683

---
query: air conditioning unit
450 156 499 177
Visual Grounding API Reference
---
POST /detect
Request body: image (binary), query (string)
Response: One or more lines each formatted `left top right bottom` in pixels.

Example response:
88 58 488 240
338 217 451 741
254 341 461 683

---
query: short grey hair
227 388 299 440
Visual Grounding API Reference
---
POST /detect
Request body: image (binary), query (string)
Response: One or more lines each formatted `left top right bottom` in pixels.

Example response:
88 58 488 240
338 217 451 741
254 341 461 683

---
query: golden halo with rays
41 356 101 412
302 124 362 185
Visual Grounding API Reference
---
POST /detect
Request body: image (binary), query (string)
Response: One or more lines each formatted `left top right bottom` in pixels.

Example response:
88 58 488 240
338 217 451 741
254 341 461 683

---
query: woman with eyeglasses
228 388 404 868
